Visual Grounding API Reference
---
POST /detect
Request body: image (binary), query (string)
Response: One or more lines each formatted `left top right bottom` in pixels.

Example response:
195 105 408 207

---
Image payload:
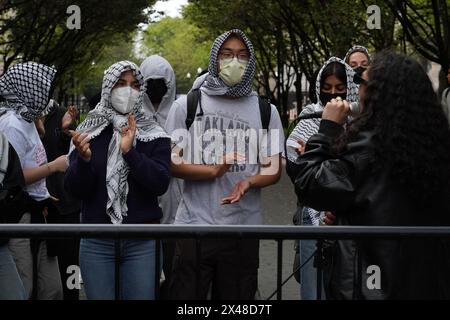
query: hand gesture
322 97 349 125
221 179 251 205
321 211 336 226
70 131 91 162
61 105 78 130
213 152 245 178
295 139 306 156
120 114 136 154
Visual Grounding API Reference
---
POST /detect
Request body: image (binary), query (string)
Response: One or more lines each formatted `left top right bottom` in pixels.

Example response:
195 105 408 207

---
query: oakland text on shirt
170 111 281 171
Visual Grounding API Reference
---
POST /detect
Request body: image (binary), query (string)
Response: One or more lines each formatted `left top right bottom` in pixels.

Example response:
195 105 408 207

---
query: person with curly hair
294 51 450 299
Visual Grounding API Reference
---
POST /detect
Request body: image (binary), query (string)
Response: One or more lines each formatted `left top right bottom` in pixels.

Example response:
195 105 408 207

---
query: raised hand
62 105 78 130
120 114 136 154
70 130 92 162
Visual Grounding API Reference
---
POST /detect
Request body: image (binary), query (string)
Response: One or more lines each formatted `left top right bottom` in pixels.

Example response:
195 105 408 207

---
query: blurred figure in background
140 55 182 298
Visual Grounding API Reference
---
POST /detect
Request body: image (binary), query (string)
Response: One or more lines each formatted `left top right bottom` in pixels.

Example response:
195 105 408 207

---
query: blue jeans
0 243 26 300
299 207 325 300
80 239 160 300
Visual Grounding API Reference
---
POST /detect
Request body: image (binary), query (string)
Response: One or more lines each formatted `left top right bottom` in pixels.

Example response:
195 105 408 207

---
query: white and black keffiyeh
287 57 359 224
344 45 371 64
71 60 169 225
0 62 56 122
287 57 359 163
202 29 257 98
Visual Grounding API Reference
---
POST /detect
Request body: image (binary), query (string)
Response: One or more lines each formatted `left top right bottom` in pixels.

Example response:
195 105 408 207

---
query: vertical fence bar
355 240 363 300
196 239 202 299
154 239 161 300
316 239 323 300
114 239 120 300
276 239 283 300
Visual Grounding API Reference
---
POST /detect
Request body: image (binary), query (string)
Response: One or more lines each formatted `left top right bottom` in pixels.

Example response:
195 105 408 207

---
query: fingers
221 193 241 205
330 98 349 112
128 114 136 134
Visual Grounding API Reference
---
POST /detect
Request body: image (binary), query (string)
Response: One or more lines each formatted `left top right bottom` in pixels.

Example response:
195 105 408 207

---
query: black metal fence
2 224 450 300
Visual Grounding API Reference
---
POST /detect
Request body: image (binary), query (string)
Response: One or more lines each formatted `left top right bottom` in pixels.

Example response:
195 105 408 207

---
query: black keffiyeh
0 62 56 122
202 29 257 98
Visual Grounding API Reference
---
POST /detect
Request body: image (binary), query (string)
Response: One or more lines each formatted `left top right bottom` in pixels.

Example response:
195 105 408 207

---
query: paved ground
258 161 299 300
79 162 300 300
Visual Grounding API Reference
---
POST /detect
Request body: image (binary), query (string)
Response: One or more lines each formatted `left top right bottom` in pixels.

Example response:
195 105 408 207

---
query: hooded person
140 55 176 126
64 60 171 300
165 29 285 300
285 57 359 300
0 62 66 300
139 55 181 298
344 45 371 76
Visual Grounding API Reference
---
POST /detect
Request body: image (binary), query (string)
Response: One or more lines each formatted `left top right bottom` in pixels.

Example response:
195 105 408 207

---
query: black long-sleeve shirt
64 125 171 224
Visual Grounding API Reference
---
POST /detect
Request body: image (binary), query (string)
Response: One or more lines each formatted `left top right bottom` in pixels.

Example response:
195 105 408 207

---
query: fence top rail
1 224 450 239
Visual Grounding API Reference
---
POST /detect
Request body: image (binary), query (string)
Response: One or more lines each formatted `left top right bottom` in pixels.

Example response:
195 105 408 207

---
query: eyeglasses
353 72 368 85
219 50 249 63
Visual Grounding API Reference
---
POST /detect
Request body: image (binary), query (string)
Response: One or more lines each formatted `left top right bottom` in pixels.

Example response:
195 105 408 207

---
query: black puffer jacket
294 119 450 300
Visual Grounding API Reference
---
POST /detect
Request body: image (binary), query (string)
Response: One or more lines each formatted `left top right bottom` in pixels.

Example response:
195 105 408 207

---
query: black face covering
353 66 367 77
319 92 347 106
146 79 168 105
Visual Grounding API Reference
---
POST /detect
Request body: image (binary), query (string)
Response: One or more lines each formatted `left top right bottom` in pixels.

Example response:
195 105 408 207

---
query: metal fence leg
277 239 283 300
154 239 161 300
316 240 323 300
195 239 202 299
115 239 120 300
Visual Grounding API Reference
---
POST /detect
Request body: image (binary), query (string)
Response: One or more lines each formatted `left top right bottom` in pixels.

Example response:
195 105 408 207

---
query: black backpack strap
258 97 271 130
185 89 200 130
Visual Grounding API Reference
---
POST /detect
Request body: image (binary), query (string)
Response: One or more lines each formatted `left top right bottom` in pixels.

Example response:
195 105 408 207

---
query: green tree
0 0 156 102
142 16 211 93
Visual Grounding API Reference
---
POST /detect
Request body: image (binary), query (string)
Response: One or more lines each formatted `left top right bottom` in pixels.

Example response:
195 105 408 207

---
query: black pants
160 239 176 300
169 238 259 300
57 211 81 300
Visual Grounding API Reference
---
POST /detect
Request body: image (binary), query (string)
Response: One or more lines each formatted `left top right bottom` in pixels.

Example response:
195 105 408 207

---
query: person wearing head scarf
344 45 371 76
295 51 450 299
64 61 171 300
140 55 182 298
0 131 27 300
0 62 65 299
165 29 285 300
286 57 359 300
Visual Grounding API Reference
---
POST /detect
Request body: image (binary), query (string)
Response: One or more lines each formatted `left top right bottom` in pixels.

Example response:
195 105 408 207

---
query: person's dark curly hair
337 51 450 205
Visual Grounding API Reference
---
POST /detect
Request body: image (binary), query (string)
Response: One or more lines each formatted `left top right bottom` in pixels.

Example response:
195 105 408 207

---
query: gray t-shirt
165 89 284 225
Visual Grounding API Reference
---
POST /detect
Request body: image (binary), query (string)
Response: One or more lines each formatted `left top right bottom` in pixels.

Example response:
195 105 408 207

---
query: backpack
0 134 29 226
185 88 272 130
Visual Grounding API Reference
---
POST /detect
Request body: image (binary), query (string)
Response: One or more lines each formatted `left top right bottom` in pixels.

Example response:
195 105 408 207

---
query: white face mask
110 86 139 114
219 57 247 87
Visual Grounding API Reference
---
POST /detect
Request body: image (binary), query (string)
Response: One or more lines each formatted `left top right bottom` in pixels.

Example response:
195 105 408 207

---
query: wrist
46 162 54 174
122 146 132 155
246 177 254 188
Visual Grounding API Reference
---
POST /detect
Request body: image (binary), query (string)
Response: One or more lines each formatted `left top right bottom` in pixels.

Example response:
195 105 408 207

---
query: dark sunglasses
353 72 368 85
